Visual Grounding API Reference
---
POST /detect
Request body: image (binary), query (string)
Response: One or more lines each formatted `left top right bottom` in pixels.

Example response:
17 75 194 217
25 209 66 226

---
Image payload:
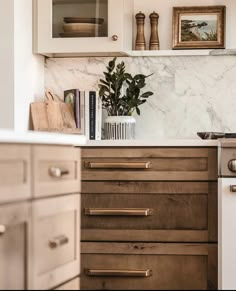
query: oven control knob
228 160 236 172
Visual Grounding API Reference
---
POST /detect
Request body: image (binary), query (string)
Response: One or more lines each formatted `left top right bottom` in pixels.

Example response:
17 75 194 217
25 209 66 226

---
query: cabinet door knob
228 160 236 172
0 225 6 235
49 167 69 178
112 35 118 41
49 235 69 249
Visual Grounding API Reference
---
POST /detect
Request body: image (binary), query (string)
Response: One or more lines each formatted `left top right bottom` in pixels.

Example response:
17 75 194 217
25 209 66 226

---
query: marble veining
45 56 236 139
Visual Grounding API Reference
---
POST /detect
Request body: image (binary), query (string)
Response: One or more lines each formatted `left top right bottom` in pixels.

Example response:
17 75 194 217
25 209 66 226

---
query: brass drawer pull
85 269 152 277
0 225 6 235
87 162 151 169
49 235 69 249
84 208 153 216
230 185 236 192
49 167 69 178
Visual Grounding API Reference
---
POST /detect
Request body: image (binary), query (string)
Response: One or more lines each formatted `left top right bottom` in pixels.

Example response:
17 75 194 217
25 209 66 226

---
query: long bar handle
230 185 236 192
87 162 151 169
84 208 153 216
0 225 6 235
85 269 152 277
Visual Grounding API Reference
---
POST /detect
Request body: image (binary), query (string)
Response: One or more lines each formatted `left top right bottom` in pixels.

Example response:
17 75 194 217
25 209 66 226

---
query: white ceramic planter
104 116 136 140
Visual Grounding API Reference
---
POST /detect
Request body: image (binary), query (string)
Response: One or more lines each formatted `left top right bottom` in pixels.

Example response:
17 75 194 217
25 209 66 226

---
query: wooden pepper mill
149 11 160 50
135 11 146 50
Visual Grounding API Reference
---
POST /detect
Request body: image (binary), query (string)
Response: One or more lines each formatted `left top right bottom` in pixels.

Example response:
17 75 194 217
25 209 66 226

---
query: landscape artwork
180 14 218 42
173 6 225 49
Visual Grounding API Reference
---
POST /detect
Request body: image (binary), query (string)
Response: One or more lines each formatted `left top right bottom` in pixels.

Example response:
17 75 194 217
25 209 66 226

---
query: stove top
197 132 236 140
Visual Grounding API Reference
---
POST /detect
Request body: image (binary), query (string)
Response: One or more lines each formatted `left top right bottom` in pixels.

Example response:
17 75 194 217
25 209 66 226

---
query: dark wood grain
81 229 208 242
82 193 208 230
81 147 218 290
208 182 218 242
81 243 217 290
82 181 209 194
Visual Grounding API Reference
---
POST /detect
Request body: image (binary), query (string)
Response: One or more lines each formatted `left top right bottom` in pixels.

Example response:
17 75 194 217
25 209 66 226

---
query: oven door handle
230 185 236 192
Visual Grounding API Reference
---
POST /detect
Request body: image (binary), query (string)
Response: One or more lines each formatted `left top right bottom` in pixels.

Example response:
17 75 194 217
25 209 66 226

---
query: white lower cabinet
0 202 30 290
31 195 80 290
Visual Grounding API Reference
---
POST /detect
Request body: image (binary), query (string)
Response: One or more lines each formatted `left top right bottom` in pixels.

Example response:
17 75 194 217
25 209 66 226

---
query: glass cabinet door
52 0 108 39
35 0 133 56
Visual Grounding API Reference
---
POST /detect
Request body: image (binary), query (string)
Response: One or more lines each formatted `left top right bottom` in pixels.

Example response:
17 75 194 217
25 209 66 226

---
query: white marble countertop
0 130 86 146
84 139 219 147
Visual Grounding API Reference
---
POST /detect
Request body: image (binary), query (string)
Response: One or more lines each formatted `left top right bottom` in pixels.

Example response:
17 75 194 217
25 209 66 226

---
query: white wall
0 0 15 128
133 0 236 50
14 0 44 131
0 0 44 130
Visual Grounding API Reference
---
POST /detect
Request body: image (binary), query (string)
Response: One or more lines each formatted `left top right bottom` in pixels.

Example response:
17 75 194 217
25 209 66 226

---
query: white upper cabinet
34 0 133 57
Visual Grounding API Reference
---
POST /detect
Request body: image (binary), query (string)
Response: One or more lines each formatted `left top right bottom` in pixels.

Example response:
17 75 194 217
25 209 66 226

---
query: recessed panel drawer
82 147 217 181
81 242 217 290
32 195 80 290
81 182 217 242
0 202 30 290
0 144 31 203
33 146 80 198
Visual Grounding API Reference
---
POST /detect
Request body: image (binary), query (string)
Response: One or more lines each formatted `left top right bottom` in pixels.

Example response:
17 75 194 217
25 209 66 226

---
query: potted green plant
98 57 153 139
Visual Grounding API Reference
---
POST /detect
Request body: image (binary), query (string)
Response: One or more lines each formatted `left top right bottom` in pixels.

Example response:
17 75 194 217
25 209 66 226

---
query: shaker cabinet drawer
81 242 217 290
82 148 217 181
0 202 30 290
82 182 217 242
33 146 80 198
32 195 80 290
0 144 31 203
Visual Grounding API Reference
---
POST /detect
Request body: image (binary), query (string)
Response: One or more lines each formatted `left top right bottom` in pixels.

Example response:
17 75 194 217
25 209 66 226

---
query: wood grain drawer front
0 202 30 290
54 277 80 290
81 182 217 243
81 243 217 290
0 144 31 203
82 147 217 181
33 146 80 198
32 195 80 290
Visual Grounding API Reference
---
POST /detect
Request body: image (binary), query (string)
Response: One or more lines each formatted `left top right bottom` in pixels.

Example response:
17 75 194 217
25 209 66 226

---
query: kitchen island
0 130 85 290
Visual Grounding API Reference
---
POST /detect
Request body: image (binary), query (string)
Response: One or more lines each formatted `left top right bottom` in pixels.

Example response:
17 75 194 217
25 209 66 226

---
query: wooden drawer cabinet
0 144 31 203
81 146 218 290
32 194 80 290
81 242 217 290
82 181 217 243
0 202 30 290
82 148 217 181
33 146 80 198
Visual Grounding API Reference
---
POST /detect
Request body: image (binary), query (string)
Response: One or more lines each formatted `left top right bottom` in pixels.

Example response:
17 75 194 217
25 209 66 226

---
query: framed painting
172 6 226 49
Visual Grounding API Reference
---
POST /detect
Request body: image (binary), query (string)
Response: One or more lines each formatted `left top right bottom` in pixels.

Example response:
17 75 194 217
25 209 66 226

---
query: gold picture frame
172 6 226 49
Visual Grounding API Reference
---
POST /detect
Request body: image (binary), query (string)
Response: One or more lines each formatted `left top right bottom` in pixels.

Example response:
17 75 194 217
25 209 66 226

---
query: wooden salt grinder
135 11 146 50
149 11 160 50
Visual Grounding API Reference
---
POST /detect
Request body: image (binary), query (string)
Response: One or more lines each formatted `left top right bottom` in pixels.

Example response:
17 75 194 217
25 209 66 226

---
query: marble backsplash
45 56 236 139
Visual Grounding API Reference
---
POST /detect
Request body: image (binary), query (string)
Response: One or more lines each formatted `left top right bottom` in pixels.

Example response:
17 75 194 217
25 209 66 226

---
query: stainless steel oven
218 139 236 290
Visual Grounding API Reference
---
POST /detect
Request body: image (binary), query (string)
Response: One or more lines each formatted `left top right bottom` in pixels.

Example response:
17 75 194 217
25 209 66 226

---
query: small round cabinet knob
228 160 236 172
112 35 118 41
0 225 6 235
